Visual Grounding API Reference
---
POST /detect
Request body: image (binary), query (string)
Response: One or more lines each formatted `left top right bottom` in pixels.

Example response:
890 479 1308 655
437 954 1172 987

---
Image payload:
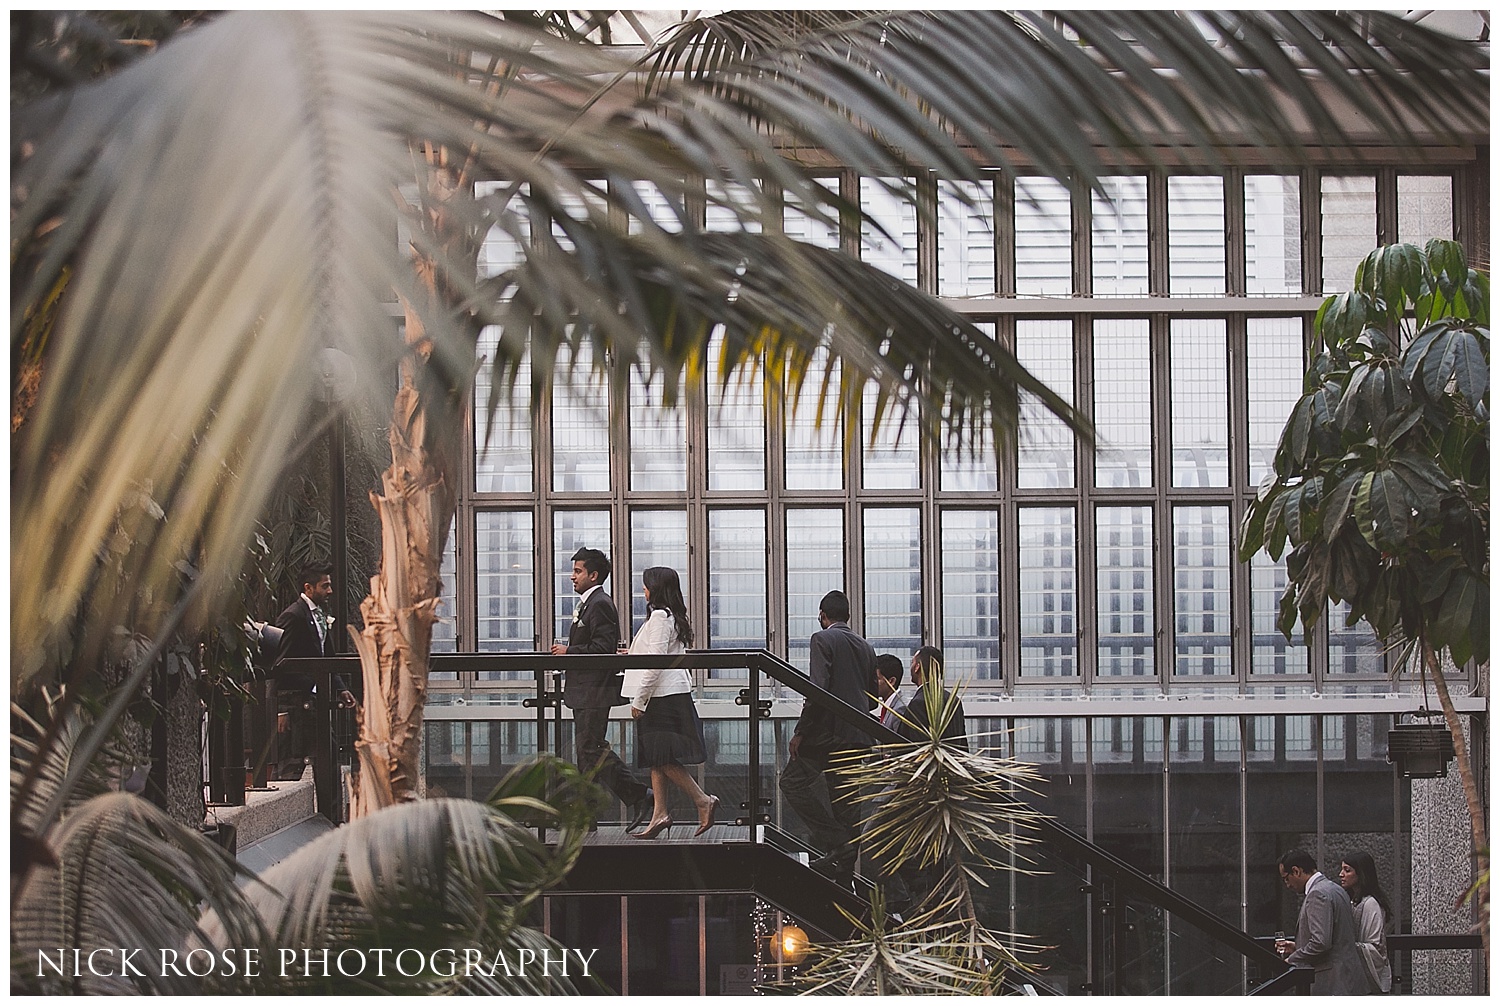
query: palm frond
12 792 269 995
12 11 1487 699
205 757 605 994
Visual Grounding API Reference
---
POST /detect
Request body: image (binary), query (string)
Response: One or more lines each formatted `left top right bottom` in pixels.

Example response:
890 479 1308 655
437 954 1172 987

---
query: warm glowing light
778 923 809 964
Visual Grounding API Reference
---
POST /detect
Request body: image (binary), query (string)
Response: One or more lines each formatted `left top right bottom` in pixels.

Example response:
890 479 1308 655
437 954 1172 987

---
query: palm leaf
203 757 605 994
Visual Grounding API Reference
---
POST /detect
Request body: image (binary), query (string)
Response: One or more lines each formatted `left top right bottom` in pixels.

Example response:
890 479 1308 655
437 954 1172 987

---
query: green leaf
1352 468 1410 549
1315 291 1372 345
1321 471 1364 542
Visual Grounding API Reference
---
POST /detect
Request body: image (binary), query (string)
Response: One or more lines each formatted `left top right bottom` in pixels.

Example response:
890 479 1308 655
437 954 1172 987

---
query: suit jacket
562 586 626 709
897 683 969 750
793 621 877 756
273 596 345 694
1287 872 1366 995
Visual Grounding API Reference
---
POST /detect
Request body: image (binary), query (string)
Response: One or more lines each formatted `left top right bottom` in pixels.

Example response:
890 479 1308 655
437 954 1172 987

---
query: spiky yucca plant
779 676 1050 994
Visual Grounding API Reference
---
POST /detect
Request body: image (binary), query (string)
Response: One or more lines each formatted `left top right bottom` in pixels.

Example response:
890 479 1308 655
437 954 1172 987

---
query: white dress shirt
628 608 690 711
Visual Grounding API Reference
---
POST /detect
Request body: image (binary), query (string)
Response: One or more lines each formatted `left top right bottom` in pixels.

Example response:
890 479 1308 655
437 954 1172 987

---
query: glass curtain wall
445 163 1476 693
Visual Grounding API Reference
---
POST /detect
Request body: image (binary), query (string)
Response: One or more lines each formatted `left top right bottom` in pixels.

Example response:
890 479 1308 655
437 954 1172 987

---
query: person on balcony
551 547 652 831
1276 849 1365 994
272 563 354 780
780 589 877 886
626 566 720 839
1339 851 1393 994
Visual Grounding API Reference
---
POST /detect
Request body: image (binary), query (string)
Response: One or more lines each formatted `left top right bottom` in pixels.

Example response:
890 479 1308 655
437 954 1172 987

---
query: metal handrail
277 649 1337 995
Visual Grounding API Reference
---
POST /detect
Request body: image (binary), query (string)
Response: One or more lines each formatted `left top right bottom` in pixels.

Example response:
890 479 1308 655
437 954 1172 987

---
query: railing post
311 667 340 824
736 654 773 830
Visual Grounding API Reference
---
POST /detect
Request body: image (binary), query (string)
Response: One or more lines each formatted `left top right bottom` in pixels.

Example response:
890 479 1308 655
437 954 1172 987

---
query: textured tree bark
1424 640 1489 958
347 144 469 817
347 381 448 816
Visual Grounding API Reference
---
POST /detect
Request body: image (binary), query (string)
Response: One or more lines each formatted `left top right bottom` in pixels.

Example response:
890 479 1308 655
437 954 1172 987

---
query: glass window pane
863 380 918 490
863 508 922 655
1019 507 1078 678
706 179 762 234
553 510 611 642
860 176 917 286
1015 176 1073 296
476 181 529 280
625 180 684 235
707 327 765 491
1398 174 1453 245
1092 176 1149 296
1246 318 1304 489
431 518 458 656
549 179 606 254
709 510 767 650
940 322 999 491
1245 175 1302 295
629 356 686 492
1170 318 1229 487
1251 552 1308 675
1168 176 1225 295
785 348 843 490
783 177 840 250
475 327 532 493
1093 318 1153 487
786 509 844 670
1016 319 1075 488
1321 175 1376 293
552 338 610 493
938 178 995 297
1328 600 1384 675
941 510 1000 681
1173 506 1232 676
1097 506 1155 677
477 511 535 654
629 510 688 633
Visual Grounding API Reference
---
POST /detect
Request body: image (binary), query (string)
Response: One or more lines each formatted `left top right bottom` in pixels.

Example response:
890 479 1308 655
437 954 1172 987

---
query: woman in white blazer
1340 850 1393 994
628 566 719 838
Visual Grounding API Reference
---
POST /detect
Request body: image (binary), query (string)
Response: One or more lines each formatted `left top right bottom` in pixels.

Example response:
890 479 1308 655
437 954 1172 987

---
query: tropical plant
1238 238 1488 952
13 691 608 996
10 9 1489 982
779 678 1050 994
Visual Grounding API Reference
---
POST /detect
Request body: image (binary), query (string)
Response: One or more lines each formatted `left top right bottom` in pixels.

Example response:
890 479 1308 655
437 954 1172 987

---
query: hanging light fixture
1387 708 1455 779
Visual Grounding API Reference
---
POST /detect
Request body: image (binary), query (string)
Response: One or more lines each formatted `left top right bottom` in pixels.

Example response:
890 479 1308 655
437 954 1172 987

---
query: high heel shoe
634 816 673 840
694 795 720 837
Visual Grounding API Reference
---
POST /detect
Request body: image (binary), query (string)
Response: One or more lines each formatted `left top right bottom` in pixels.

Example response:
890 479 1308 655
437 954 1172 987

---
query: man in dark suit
272 564 354 779
896 646 968 750
550 547 651 829
780 590 877 884
1277 849 1365 994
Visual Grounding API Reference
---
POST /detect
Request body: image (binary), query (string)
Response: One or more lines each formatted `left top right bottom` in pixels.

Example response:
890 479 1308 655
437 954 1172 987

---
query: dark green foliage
1239 239 1488 666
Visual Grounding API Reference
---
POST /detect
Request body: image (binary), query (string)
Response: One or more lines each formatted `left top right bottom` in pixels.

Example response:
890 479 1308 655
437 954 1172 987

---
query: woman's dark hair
643 566 693 646
1342 850 1391 919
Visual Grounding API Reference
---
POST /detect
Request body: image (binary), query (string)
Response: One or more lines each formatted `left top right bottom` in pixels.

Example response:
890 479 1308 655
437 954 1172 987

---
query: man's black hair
819 589 850 623
1278 849 1317 874
299 563 333 590
875 653 904 685
572 547 611 582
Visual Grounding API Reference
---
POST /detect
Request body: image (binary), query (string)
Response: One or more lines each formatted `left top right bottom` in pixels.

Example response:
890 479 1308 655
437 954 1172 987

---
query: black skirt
636 691 707 768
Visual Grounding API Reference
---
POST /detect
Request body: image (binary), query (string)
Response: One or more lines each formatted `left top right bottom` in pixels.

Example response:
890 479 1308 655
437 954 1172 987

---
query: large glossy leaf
1353 469 1412 551
1355 243 1425 316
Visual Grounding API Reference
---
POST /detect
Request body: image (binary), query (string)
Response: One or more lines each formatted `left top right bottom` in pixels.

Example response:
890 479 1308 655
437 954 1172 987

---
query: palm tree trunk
347 378 450 816
348 148 469 816
1423 639 1489 957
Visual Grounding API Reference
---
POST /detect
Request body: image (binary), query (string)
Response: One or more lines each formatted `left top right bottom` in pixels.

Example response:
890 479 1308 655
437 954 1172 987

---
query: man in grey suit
780 590 877 885
1276 849 1366 994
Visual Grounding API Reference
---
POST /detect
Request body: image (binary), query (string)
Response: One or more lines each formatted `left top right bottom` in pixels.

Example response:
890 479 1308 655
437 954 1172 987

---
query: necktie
312 607 329 644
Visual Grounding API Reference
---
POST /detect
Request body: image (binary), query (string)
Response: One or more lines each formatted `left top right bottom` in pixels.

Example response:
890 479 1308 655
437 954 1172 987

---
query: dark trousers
780 748 864 872
573 703 648 808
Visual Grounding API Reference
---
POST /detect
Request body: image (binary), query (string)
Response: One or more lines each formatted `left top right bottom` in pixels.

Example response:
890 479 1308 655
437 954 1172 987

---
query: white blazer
627 608 690 711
